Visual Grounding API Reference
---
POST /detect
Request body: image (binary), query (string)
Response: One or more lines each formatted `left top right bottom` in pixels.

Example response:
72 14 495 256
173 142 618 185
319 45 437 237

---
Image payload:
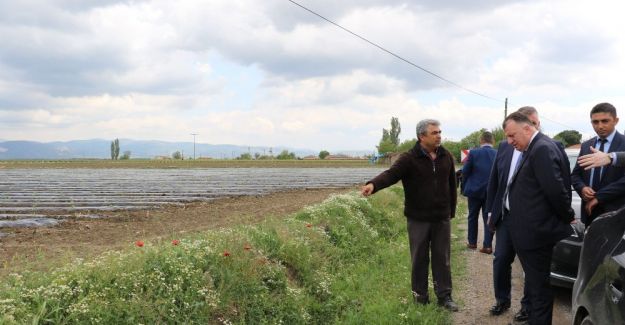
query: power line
287 0 504 104
288 0 582 131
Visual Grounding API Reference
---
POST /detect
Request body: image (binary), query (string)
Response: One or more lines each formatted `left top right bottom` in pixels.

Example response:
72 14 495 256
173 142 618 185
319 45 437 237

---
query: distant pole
190 133 198 160
504 98 508 119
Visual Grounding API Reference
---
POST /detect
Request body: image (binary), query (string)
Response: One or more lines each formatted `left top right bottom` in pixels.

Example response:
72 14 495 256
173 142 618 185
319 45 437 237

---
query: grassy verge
0 187 467 324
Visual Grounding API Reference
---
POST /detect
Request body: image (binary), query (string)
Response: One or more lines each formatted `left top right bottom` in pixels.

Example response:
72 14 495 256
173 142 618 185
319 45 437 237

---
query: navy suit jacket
571 131 625 224
462 145 496 199
485 141 514 231
507 132 573 250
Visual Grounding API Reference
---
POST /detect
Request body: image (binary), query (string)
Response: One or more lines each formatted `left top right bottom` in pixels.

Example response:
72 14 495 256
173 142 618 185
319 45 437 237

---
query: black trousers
494 215 530 308
407 219 452 300
515 243 555 325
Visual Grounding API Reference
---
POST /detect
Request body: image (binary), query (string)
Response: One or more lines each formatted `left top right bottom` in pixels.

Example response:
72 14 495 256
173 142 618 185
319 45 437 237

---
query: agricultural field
0 159 376 169
0 167 384 230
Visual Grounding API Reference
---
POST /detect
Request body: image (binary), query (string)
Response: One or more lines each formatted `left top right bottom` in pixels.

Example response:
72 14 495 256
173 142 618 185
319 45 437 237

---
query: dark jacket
571 132 625 225
461 144 496 199
367 142 457 222
508 132 574 250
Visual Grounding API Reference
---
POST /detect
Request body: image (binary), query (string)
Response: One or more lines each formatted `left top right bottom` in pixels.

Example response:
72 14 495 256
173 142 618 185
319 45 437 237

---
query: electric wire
288 0 578 131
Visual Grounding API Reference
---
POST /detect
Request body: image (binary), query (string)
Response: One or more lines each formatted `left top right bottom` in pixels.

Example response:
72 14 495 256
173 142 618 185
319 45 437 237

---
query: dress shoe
489 301 510 315
514 308 529 322
437 296 459 312
479 247 493 254
466 243 477 249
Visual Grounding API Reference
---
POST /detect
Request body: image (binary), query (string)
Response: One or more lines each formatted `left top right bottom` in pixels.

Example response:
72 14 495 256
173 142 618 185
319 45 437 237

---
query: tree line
376 117 582 162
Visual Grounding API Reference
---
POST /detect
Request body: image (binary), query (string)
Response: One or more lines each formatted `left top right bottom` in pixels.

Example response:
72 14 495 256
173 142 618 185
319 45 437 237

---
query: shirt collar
598 129 617 143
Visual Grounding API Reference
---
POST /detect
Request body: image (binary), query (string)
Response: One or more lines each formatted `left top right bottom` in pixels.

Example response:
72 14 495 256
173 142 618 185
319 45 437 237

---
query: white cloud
2 0 625 151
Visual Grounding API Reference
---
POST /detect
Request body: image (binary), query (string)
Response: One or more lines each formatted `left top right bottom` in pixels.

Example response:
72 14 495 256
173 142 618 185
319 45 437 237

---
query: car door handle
609 283 623 304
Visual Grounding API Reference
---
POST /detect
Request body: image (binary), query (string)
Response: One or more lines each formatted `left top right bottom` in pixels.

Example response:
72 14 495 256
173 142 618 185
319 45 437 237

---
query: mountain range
0 139 372 160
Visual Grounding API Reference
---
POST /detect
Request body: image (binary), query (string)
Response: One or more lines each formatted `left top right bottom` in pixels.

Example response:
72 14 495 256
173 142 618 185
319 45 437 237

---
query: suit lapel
509 133 542 186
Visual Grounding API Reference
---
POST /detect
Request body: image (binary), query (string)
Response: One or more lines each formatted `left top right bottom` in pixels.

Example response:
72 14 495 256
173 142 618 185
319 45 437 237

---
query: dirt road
453 220 573 325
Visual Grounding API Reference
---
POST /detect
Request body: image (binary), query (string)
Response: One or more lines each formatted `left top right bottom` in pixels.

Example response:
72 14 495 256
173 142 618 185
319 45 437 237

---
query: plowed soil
0 187 356 276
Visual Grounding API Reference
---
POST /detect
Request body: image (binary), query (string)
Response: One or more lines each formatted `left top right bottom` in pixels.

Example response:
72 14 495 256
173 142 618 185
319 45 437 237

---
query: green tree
443 140 462 163
172 151 182 160
319 150 330 159
276 150 296 160
491 127 505 147
110 138 120 160
397 138 417 153
459 129 486 151
120 150 131 160
389 117 401 146
553 130 582 147
237 153 252 160
377 117 402 155
377 138 396 155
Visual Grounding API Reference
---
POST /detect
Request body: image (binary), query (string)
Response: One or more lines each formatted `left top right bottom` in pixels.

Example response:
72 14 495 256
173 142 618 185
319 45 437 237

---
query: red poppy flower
135 240 144 247
243 243 252 251
306 223 313 228
223 250 230 257
172 239 180 246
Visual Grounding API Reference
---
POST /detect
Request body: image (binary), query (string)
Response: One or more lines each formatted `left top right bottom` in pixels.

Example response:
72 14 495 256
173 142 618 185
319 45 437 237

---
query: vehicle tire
580 315 593 325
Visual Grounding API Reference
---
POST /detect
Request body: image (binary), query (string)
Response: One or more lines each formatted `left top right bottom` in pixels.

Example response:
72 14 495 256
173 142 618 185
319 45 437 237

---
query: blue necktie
591 138 607 190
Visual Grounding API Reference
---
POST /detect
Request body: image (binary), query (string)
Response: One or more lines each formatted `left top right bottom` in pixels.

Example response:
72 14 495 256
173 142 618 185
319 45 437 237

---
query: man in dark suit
504 112 574 325
571 102 625 226
462 131 496 253
485 106 545 321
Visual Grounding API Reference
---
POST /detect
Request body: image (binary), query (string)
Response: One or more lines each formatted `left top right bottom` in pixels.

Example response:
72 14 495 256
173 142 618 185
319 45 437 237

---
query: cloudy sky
1 0 625 152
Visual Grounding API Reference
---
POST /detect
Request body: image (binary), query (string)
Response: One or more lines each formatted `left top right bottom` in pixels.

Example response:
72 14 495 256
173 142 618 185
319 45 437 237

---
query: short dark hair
590 102 617 118
503 111 533 129
480 131 494 144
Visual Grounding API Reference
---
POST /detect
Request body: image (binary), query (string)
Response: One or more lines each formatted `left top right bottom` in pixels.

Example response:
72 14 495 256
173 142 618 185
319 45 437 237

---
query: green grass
0 187 467 324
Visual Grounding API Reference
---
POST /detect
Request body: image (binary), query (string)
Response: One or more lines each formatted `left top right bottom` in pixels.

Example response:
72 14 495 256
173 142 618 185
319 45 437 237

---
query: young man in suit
571 102 625 226
504 112 574 325
462 131 496 253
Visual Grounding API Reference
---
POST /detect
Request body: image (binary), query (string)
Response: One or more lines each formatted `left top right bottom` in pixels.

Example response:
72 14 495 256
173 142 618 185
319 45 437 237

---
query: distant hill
0 139 371 160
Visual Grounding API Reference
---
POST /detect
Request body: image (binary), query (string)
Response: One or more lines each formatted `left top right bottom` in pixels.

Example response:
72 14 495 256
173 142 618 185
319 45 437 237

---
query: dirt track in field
453 212 573 325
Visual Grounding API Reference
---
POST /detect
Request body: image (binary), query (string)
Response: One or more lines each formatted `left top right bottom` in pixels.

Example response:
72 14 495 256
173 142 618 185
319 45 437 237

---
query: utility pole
190 133 198 160
504 98 508 119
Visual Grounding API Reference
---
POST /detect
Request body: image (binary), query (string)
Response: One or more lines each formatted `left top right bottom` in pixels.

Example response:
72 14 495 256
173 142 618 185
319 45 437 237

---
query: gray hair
516 106 538 116
416 119 440 137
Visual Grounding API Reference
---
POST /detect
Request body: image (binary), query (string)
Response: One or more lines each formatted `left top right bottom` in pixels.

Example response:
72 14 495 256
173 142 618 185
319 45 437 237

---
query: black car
572 207 625 325
549 149 585 288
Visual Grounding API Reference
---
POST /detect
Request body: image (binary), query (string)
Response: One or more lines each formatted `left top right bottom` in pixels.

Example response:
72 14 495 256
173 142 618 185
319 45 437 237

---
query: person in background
462 131 496 253
571 102 625 226
361 119 459 312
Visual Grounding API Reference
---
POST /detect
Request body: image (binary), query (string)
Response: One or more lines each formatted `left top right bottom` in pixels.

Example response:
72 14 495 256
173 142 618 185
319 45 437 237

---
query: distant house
325 154 353 160
303 155 319 160
566 144 581 151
